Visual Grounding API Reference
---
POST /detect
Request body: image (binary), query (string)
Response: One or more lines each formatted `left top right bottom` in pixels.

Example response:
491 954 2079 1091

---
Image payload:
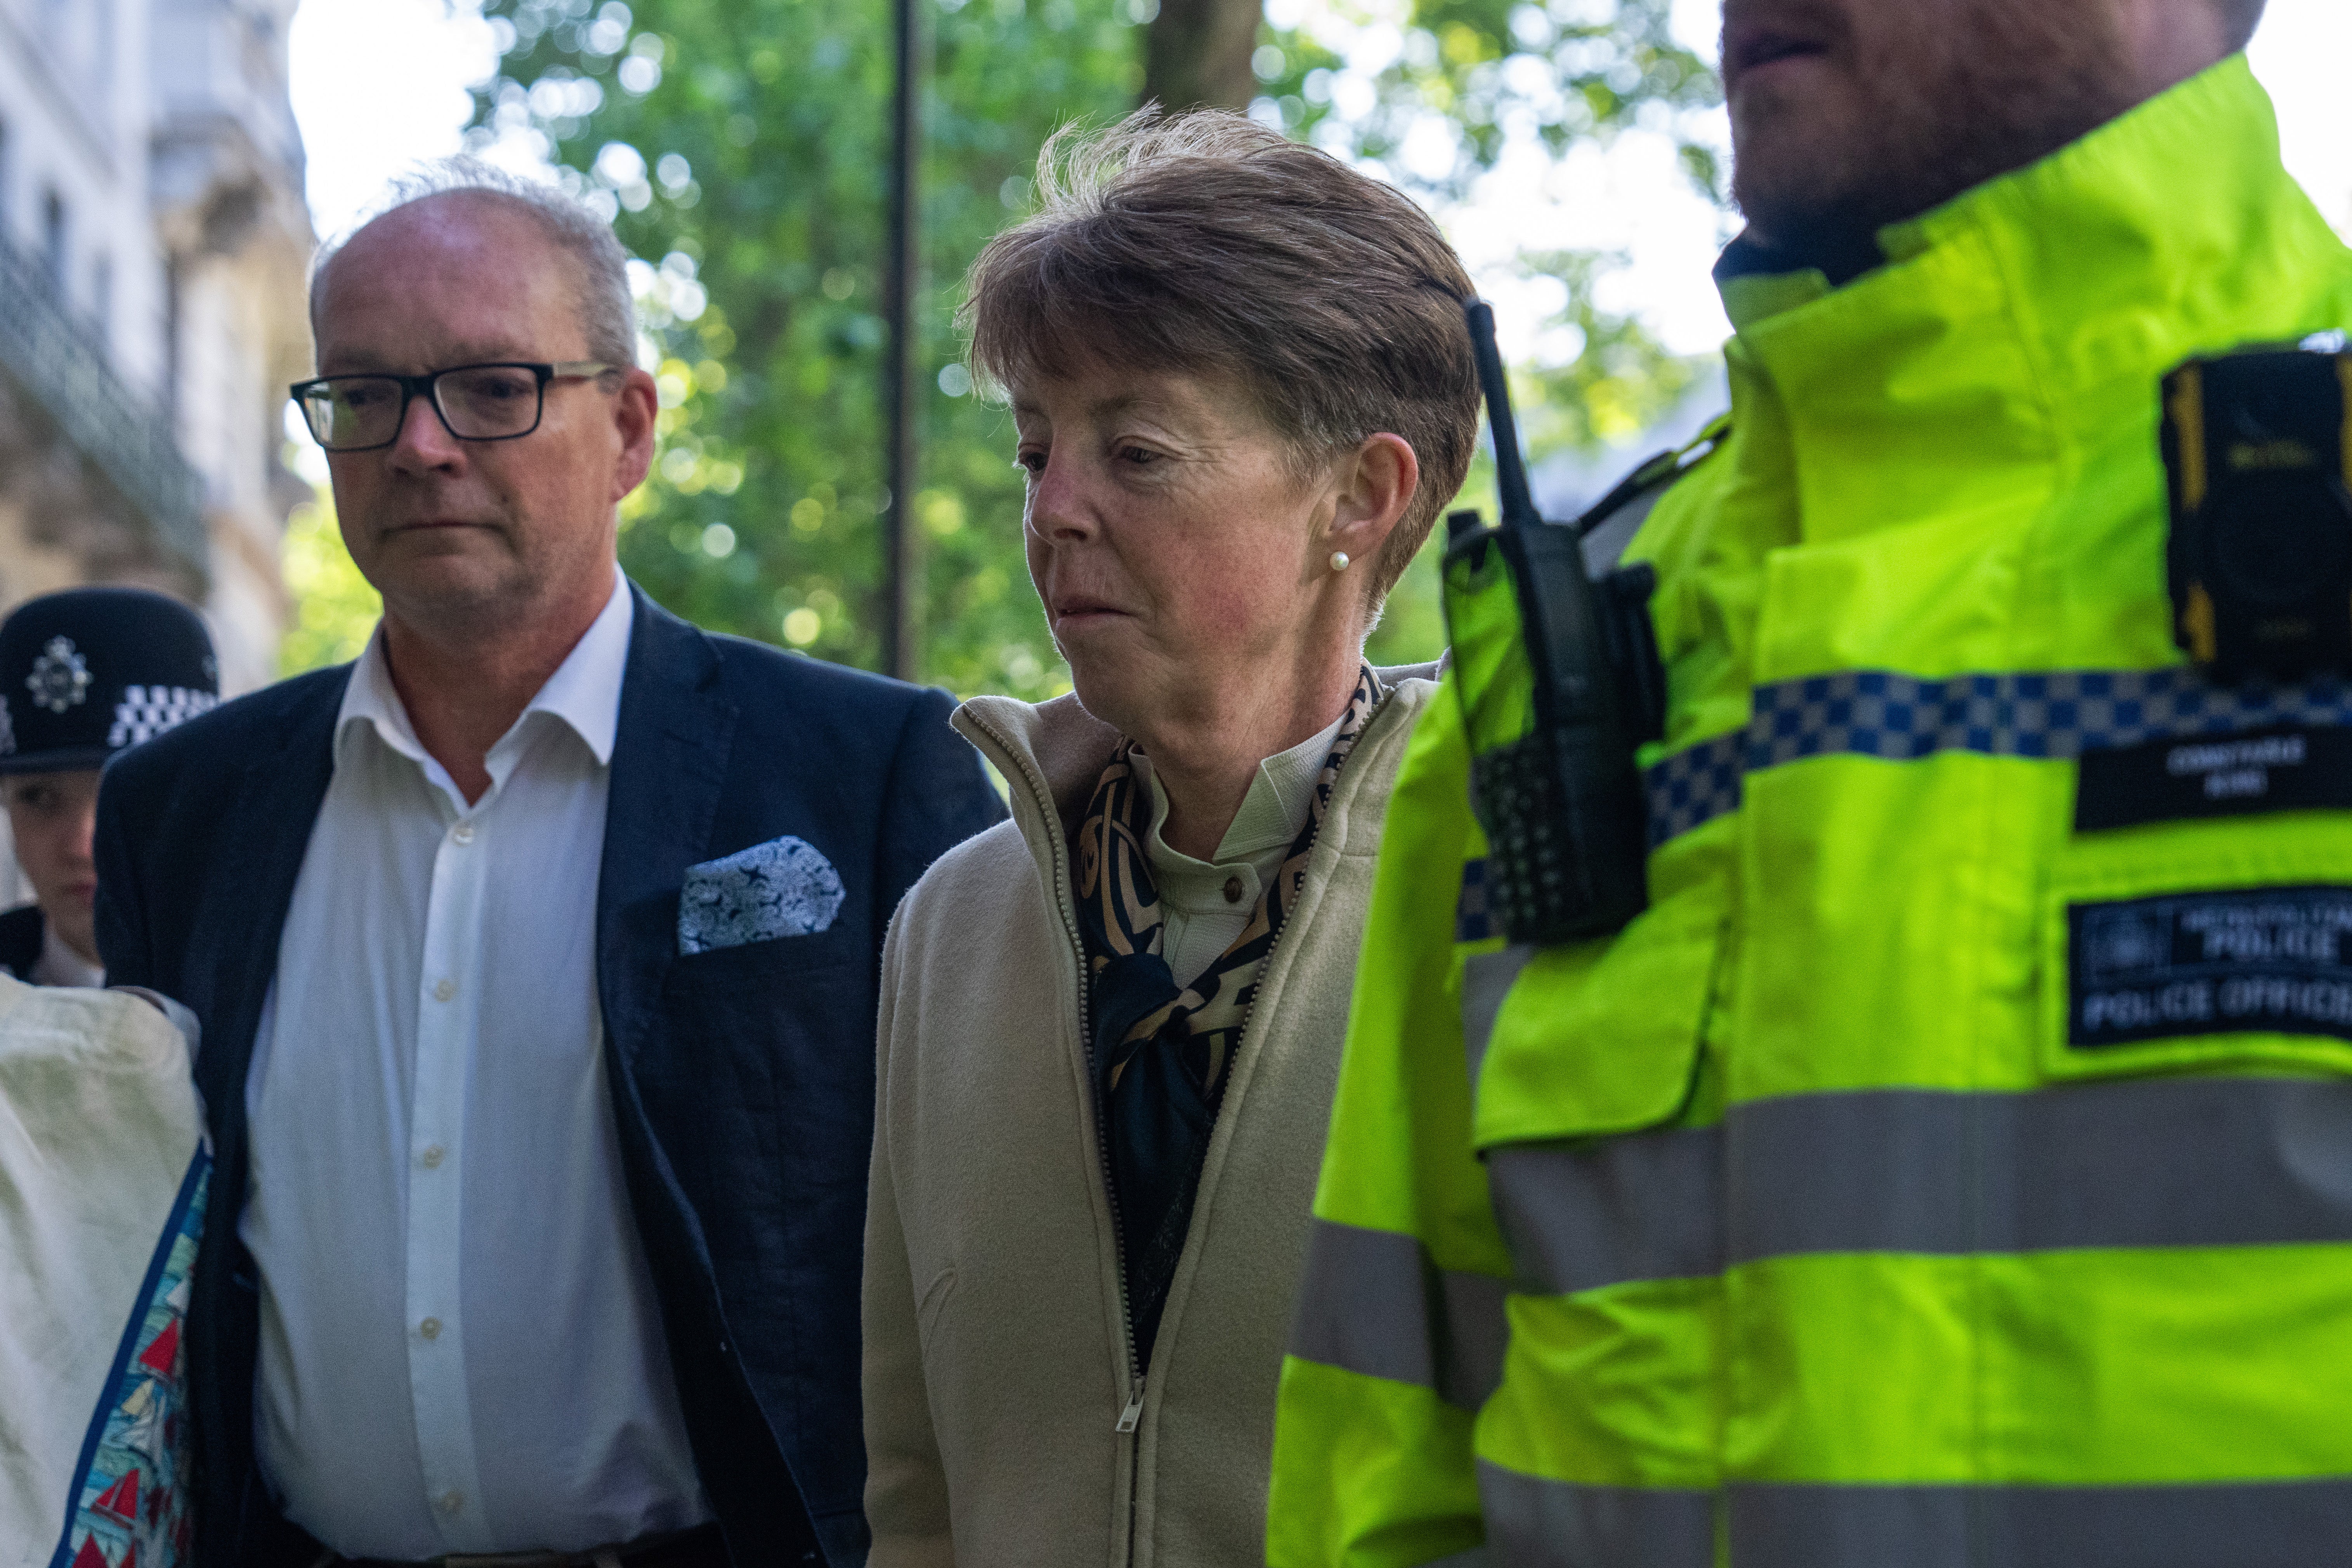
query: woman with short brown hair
862 108 1480 1565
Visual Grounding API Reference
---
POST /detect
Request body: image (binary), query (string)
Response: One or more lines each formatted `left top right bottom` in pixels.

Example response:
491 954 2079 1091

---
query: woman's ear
1327 432 1419 573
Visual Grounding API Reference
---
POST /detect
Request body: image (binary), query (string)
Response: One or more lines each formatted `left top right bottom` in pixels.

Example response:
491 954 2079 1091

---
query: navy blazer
94 588 1006 1568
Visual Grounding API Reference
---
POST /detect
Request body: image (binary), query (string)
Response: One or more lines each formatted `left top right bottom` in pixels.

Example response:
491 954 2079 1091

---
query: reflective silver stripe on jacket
1462 945 1535 1085
1289 1219 1509 1412
1474 1470 2352 1568
1726 1477 2352 1568
1419 1549 1494 1568
1643 666 2352 848
1487 1126 1724 1294
1488 1077 2352 1297
1479 1462 1712 1568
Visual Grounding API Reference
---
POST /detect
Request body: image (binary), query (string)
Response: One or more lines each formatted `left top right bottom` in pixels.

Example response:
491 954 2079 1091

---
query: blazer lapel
596 586 739 1154
191 673 346 1136
182 668 345 1565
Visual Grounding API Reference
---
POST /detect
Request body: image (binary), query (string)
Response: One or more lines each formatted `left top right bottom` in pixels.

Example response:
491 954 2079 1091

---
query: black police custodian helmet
0 588 219 775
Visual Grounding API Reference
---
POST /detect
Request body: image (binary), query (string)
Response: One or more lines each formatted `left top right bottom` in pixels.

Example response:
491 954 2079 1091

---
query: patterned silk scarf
1072 665 1384 1363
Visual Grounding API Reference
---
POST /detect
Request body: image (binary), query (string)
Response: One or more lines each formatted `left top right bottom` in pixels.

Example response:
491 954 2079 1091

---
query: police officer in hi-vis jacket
1269 0 2352 1563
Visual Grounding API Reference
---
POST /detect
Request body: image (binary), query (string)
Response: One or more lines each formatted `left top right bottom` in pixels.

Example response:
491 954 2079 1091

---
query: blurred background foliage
1248 0 1718 202
288 0 1721 694
279 492 382 675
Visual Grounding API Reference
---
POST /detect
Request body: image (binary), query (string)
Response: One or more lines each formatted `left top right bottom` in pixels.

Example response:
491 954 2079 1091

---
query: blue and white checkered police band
1643 666 2352 848
1455 665 2352 943
1453 857 1493 944
0 587 218 774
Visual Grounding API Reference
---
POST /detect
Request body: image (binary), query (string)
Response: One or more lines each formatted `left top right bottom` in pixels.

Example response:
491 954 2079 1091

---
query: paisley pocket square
678 835 846 954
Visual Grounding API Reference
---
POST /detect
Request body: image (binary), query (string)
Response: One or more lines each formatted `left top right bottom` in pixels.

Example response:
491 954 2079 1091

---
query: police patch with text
2069 886 2352 1047
2074 725 2352 831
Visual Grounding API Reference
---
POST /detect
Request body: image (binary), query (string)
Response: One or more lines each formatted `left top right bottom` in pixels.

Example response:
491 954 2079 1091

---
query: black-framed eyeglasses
289 361 619 452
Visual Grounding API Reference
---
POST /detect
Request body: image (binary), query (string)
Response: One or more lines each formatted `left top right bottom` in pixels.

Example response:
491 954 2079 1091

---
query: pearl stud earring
1329 551 1351 573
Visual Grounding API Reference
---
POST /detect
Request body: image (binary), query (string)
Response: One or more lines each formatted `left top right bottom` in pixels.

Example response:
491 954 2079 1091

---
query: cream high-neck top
1127 709 1347 987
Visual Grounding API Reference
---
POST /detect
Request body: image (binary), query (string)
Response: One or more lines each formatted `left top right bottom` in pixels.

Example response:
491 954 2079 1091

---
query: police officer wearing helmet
1272 0 2352 1563
0 587 218 986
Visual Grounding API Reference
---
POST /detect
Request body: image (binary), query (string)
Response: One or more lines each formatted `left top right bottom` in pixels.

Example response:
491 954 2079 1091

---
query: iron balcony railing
0 233 206 571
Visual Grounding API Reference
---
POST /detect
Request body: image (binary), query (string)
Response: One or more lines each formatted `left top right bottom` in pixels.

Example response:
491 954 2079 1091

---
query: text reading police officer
0 588 217 986
1270 0 2352 1564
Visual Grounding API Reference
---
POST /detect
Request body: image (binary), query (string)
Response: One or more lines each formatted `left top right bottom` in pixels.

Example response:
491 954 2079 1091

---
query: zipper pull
1115 1380 1145 1433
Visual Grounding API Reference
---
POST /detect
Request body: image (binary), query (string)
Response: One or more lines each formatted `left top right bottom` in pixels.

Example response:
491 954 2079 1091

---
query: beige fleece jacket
864 671 1438 1568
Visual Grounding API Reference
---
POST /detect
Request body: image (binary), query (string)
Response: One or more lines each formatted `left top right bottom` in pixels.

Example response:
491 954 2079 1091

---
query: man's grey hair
309 157 636 369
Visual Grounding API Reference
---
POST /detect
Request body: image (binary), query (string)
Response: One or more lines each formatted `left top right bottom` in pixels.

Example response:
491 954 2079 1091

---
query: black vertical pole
880 0 921 680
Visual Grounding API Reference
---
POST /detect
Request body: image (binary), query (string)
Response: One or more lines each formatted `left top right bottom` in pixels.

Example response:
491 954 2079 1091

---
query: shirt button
452 823 475 845
438 1489 464 1514
433 978 456 1003
420 1316 442 1340
1223 876 1244 904
420 1145 445 1169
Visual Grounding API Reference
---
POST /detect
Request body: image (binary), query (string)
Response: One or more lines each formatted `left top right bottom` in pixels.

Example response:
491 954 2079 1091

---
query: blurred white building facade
0 0 311 697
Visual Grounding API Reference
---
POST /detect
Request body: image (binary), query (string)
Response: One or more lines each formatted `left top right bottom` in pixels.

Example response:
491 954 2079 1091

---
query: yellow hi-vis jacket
1269 57 2352 1568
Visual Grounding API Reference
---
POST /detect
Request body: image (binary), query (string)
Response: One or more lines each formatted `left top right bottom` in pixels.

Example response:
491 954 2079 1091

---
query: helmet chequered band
107 685 219 749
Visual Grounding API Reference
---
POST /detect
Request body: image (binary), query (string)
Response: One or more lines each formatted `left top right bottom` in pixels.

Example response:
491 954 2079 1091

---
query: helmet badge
28 636 92 715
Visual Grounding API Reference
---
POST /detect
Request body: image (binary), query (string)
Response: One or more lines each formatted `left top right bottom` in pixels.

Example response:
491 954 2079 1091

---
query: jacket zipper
963 714 1148 1514
968 691 1397 1559
1083 944 1148 1440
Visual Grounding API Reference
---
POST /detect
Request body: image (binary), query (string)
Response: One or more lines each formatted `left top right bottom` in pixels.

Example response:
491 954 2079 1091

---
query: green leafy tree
279 486 383 675
1142 0 1260 111
468 0 1150 700
450 0 1721 697
1251 0 1721 204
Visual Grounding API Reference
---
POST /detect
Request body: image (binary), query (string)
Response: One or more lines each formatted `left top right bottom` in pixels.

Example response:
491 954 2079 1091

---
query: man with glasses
295 359 624 454
94 161 1005 1568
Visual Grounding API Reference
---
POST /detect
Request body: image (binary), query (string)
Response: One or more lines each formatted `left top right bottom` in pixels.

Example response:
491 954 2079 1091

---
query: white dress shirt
241 571 710 1556
1130 710 1347 987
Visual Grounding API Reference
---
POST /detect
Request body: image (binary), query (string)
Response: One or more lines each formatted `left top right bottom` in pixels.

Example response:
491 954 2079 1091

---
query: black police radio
2163 340 2352 682
1441 300 1668 945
